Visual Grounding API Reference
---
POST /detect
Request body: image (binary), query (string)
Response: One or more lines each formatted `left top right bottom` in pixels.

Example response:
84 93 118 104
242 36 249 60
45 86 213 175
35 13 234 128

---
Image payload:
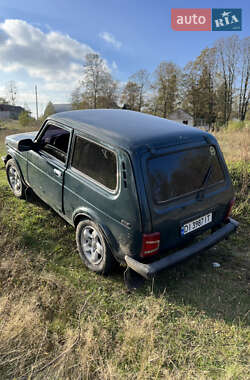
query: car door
27 122 71 212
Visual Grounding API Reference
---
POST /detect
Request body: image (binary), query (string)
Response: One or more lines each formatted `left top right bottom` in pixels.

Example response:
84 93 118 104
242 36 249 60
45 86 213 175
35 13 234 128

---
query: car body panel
27 150 65 212
25 122 73 212
64 134 142 260
5 132 38 183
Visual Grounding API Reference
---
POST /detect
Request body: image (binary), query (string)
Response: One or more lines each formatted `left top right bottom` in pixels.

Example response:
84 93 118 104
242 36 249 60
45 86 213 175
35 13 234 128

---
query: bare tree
153 62 180 118
121 81 140 110
129 69 150 111
184 48 217 129
98 71 118 108
81 53 118 109
181 61 201 125
199 48 217 129
215 36 240 125
82 53 104 109
144 89 160 116
238 37 250 121
71 87 83 109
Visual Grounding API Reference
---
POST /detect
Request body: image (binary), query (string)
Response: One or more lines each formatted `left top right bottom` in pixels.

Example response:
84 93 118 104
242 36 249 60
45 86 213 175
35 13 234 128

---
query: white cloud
0 19 117 116
99 32 122 49
112 61 118 70
0 19 95 85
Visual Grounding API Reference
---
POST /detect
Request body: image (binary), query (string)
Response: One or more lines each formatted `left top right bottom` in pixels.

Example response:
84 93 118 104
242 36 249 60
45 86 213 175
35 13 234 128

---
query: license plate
181 213 212 236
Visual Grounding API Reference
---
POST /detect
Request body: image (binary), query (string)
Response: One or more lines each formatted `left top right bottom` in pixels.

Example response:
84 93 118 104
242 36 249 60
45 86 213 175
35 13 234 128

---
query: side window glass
71 136 117 191
38 125 70 163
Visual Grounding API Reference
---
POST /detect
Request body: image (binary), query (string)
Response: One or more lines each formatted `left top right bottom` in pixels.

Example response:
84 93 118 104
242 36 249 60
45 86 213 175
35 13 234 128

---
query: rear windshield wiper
201 164 212 189
196 165 212 200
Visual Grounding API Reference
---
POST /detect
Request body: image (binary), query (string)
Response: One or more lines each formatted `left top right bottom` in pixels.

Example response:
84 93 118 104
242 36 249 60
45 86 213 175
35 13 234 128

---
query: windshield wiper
201 165 212 189
196 165 212 200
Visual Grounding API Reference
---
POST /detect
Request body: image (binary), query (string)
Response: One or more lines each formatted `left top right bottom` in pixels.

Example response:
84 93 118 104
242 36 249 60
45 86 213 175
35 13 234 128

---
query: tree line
70 35 249 129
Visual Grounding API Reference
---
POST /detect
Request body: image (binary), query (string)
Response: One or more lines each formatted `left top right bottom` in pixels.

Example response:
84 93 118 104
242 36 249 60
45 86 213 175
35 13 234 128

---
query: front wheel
6 159 25 199
76 219 116 275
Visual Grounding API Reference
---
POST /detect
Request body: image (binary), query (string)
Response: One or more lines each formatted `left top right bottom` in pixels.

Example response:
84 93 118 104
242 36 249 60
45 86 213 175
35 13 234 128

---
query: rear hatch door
142 140 233 252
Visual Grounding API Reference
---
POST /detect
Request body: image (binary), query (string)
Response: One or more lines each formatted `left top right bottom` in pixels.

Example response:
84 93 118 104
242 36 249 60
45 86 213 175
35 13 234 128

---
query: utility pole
35 85 38 120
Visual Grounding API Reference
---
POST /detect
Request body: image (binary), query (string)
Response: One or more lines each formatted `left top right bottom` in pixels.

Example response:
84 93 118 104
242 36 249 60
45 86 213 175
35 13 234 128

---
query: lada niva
3 110 238 279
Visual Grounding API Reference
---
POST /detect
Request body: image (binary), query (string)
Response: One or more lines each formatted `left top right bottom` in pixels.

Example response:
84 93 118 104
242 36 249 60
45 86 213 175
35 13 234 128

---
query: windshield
148 145 225 203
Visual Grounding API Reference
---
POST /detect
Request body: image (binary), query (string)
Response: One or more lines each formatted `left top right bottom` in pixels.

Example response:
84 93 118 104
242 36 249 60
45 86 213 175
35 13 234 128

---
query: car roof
50 109 209 152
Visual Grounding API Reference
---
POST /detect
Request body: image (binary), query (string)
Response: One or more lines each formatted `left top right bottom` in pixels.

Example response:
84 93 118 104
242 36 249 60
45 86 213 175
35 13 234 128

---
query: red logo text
171 9 211 31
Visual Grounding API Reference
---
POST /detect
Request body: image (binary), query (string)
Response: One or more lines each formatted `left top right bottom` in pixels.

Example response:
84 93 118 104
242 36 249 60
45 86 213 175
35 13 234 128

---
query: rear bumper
125 217 239 279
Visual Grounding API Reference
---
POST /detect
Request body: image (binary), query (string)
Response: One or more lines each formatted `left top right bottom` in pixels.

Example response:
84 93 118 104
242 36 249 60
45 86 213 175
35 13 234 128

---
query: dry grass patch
213 128 250 163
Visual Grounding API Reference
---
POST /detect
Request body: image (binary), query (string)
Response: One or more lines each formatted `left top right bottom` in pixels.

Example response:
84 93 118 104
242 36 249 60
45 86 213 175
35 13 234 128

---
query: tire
76 219 116 275
6 159 25 199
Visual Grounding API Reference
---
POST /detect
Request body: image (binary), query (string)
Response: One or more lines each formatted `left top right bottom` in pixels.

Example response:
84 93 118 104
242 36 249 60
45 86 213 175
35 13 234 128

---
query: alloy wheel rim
81 226 104 265
8 166 21 194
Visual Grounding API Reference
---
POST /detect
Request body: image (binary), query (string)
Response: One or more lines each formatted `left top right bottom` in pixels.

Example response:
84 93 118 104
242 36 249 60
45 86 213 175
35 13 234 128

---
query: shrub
18 110 32 127
228 161 250 218
227 120 248 131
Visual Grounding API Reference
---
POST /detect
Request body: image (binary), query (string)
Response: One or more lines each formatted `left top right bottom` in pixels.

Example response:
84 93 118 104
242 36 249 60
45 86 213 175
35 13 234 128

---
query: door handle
53 168 62 177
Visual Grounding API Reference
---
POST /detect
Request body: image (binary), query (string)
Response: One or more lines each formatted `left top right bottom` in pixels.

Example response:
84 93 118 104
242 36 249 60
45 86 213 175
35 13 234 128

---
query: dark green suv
3 110 238 279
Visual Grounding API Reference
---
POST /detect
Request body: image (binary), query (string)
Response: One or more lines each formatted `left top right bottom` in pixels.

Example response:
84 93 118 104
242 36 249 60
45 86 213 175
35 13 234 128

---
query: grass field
0 122 249 379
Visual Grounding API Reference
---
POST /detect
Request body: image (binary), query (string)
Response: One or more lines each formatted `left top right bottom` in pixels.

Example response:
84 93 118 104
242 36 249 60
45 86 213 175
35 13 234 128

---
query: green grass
0 123 249 379
226 120 249 132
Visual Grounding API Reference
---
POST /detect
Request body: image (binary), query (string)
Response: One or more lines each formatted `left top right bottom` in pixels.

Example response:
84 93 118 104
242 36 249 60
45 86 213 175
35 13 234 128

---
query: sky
0 0 249 116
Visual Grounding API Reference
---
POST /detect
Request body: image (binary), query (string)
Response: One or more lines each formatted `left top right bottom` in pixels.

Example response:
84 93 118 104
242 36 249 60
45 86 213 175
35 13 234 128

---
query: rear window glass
148 145 224 203
71 136 117 191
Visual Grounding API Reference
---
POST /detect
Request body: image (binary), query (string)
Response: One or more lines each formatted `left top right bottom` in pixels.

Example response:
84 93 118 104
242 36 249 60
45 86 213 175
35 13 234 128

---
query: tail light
140 232 160 258
224 198 235 221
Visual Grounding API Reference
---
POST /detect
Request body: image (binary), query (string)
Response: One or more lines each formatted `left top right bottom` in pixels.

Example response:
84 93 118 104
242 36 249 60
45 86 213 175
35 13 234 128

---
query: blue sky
0 0 249 115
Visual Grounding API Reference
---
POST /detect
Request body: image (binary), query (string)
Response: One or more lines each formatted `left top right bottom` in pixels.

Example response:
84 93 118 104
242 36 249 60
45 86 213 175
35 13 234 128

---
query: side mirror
17 138 36 152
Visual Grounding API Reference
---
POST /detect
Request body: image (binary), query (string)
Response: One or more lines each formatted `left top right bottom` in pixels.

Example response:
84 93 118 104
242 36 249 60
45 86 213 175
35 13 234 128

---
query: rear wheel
6 159 25 199
76 219 116 274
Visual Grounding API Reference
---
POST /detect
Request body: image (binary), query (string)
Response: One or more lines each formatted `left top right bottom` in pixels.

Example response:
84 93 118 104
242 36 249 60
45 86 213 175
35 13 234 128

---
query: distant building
168 109 194 126
52 104 73 113
195 118 209 131
0 104 25 120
